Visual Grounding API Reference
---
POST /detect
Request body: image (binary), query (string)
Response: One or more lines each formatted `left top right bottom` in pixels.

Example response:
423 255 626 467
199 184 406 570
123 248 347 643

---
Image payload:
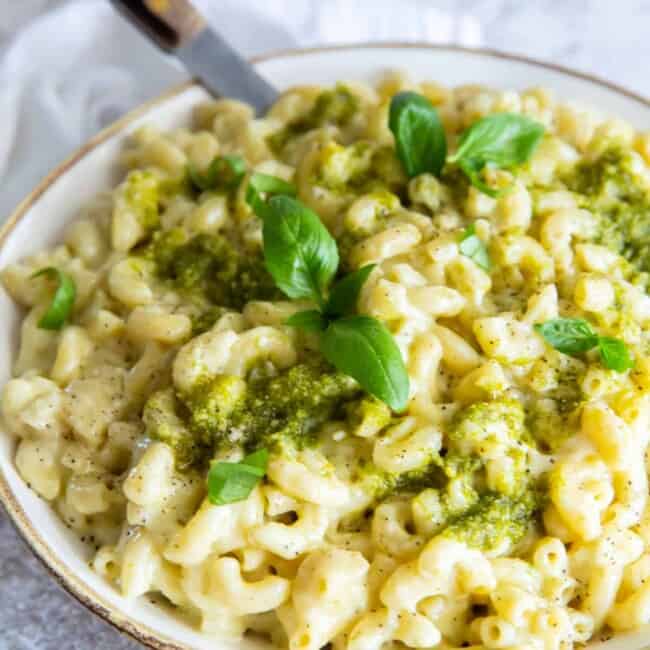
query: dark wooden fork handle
109 0 206 52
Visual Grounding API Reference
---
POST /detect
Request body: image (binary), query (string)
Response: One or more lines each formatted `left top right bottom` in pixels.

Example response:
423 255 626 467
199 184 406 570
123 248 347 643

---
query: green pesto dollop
354 400 535 505
527 399 580 453
144 229 281 311
565 147 650 281
268 85 359 153
176 361 360 463
355 441 541 551
353 443 482 504
411 472 480 536
121 170 161 230
450 399 538 497
526 361 585 451
443 490 540 551
317 141 405 195
143 389 211 469
347 458 441 502
437 399 544 549
346 396 392 438
449 398 527 452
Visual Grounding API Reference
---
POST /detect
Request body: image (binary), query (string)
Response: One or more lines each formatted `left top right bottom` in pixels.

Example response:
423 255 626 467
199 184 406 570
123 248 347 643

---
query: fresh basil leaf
285 309 328 332
246 172 297 219
450 112 545 168
325 264 376 317
389 91 447 178
449 113 544 195
534 318 599 355
321 315 409 411
31 267 76 330
207 448 269 506
262 195 338 304
458 224 490 271
598 337 634 372
188 154 246 191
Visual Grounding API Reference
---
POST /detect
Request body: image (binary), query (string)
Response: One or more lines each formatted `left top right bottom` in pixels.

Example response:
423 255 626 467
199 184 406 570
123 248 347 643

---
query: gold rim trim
1 43 650 650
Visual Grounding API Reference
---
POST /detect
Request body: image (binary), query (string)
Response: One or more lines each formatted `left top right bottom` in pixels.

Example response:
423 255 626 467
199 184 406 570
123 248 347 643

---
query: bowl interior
2 45 650 650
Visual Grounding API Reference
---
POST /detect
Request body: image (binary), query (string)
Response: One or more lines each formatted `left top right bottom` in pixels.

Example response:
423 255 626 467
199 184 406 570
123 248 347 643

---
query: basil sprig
448 113 545 197
458 224 490 271
389 91 447 177
208 448 269 505
324 264 376 317
288 264 409 412
535 318 634 372
32 267 76 330
284 266 375 330
389 93 544 196
188 154 246 192
247 182 409 411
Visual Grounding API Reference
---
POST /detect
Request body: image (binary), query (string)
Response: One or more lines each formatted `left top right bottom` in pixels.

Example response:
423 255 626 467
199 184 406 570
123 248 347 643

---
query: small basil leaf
262 195 338 304
598 337 634 372
31 267 76 330
208 449 269 506
458 224 490 271
246 172 297 219
285 309 328 333
450 113 544 194
450 112 545 168
188 154 246 191
325 264 376 317
389 91 447 178
534 318 599 355
321 315 409 412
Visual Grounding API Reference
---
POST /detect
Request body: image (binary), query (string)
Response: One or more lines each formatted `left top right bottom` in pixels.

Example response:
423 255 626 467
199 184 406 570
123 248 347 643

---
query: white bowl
1 44 650 650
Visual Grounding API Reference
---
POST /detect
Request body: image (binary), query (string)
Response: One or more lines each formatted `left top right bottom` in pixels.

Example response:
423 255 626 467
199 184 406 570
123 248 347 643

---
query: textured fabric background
1 1 650 648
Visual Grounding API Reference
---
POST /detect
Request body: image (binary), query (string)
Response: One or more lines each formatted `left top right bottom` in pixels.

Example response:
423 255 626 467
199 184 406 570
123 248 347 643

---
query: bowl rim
2 41 650 650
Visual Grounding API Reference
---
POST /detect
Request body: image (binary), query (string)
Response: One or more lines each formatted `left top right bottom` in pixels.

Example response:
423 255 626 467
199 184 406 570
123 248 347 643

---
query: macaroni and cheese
4 73 650 649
